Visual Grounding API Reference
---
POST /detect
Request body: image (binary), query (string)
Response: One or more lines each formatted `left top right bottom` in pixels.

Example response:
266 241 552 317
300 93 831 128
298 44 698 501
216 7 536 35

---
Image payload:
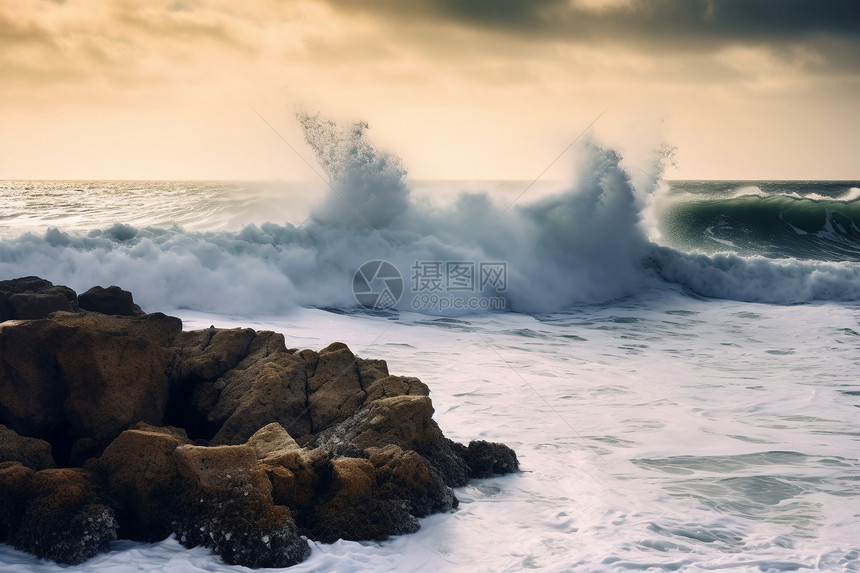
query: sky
1 0 859 181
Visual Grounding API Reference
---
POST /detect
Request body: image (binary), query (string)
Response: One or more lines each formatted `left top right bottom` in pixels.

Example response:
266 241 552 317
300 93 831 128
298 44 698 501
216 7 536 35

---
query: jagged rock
173 327 257 382
317 395 440 454
0 311 182 465
172 443 310 567
310 496 419 544
356 358 390 387
0 277 520 569
204 332 313 445
262 444 325 512
54 312 181 463
0 277 77 321
420 437 471 488
0 425 56 470
307 343 365 432
247 422 301 458
363 375 430 404
7 292 73 320
366 444 456 517
77 285 143 316
462 440 520 479
166 327 252 441
308 456 419 543
9 467 117 565
328 457 376 503
174 443 258 490
174 490 310 568
248 423 321 512
90 423 191 541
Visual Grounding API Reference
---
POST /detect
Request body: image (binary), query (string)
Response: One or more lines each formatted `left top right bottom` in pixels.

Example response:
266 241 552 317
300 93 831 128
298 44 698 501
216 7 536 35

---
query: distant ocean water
2 122 860 571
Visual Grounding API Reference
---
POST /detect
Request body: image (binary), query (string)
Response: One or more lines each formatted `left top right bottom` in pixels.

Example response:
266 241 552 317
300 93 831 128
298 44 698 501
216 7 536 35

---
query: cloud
1 0 857 180
0 11 54 45
0 0 260 92
319 0 860 53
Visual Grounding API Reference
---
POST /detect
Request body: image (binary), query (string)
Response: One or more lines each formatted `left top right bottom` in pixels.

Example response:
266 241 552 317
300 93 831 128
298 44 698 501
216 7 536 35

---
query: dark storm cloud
320 0 860 47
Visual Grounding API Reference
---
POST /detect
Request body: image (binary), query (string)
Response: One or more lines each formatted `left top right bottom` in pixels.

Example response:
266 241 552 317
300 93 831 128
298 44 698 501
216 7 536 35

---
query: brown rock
420 436 470 488
0 276 78 321
52 312 180 459
173 491 309 568
346 395 440 452
77 285 143 316
264 447 324 510
0 280 520 569
0 424 56 470
205 334 312 444
0 462 34 542
363 375 430 403
93 424 191 541
0 318 77 439
355 358 388 389
172 327 257 382
367 444 456 516
174 443 258 491
462 439 520 479
308 454 420 543
247 422 300 459
7 292 74 319
247 423 321 510
329 457 375 503
172 443 310 567
0 311 182 464
356 357 389 387
11 468 117 564
308 344 366 433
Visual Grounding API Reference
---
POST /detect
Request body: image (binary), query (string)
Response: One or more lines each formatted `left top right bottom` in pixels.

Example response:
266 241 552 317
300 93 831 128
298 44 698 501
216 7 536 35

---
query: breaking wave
659 193 860 261
2 113 860 314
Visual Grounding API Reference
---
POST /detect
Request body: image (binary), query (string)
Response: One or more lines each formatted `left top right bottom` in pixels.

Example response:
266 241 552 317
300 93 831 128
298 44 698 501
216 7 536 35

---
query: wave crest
2 114 859 313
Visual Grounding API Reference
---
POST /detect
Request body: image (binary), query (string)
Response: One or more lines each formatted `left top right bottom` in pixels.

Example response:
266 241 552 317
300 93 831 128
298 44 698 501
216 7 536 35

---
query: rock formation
0 277 518 568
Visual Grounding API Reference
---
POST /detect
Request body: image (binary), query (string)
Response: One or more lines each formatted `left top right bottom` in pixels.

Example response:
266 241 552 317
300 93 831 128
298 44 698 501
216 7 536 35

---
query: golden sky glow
1 0 859 180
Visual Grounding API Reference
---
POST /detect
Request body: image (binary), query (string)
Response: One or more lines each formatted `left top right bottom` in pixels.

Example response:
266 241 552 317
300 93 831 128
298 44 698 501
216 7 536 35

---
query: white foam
4 297 860 571
57 303 860 570
730 185 766 198
0 135 663 314
651 247 860 303
4 123 859 314
838 187 860 202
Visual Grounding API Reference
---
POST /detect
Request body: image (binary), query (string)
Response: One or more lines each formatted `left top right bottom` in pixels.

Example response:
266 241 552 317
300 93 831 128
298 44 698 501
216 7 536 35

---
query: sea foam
1 114 860 313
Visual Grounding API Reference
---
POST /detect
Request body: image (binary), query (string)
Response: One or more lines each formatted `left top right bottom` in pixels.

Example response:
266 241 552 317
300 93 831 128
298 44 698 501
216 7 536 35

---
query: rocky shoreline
0 277 518 568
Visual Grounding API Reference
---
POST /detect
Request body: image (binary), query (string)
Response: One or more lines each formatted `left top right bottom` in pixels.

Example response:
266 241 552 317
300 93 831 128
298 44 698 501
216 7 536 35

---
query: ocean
1 129 860 571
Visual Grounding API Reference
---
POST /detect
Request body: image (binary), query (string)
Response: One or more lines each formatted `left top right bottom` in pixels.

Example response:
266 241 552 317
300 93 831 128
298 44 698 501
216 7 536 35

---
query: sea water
1 120 859 571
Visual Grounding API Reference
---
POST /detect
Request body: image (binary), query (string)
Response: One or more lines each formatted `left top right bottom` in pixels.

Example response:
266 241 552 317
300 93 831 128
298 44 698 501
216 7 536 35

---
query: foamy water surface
3 298 858 572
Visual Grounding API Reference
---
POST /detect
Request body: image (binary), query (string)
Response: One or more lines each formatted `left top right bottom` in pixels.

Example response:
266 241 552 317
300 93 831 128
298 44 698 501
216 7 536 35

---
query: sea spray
2 114 860 312
0 114 664 313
